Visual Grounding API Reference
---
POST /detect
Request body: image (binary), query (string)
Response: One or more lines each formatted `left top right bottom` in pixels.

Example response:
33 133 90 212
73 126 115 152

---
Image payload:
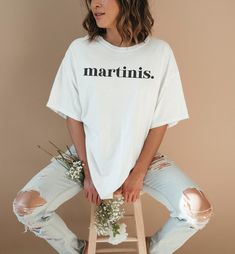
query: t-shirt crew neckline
96 34 150 52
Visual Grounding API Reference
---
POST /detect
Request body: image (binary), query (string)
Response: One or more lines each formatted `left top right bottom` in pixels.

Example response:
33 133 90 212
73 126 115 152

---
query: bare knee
180 187 214 228
13 190 47 216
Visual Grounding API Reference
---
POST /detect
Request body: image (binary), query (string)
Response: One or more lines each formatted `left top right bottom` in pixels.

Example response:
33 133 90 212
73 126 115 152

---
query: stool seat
87 190 147 253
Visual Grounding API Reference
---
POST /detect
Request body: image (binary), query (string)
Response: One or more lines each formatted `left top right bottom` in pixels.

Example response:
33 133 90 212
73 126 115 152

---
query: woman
12 0 214 253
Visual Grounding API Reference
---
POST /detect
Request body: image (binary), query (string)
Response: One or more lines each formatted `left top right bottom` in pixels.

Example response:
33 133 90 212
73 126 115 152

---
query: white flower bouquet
38 141 128 245
94 195 128 245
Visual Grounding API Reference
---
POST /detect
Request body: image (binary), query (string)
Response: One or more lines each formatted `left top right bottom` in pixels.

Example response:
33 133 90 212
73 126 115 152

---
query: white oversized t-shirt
46 34 189 199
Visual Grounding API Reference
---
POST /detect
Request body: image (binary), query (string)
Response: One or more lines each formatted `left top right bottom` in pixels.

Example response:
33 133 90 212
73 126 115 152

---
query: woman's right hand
83 174 102 206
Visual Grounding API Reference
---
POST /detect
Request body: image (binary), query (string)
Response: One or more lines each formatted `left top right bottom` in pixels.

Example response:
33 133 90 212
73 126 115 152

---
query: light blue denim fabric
142 153 214 253
13 144 213 254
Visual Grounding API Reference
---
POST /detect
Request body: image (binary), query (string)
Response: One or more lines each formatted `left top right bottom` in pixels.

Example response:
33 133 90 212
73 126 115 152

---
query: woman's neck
103 30 135 47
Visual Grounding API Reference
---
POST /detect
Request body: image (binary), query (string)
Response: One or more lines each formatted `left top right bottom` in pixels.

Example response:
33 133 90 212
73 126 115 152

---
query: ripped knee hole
13 190 47 216
181 187 214 222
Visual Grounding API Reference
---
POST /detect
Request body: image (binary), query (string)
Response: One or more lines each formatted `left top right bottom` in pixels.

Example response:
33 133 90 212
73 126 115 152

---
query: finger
131 194 134 203
131 193 136 203
123 191 126 202
88 192 93 204
94 192 99 205
125 193 130 203
96 195 100 205
129 194 133 203
132 194 137 203
97 197 101 205
98 197 102 206
98 195 102 205
91 192 96 204
136 193 140 200
84 190 88 199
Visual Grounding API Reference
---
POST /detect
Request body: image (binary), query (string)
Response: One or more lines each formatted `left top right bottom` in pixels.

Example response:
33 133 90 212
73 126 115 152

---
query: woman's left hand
117 169 145 203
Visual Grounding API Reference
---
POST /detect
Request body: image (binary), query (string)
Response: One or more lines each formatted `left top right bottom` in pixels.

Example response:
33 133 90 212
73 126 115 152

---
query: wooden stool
87 190 147 253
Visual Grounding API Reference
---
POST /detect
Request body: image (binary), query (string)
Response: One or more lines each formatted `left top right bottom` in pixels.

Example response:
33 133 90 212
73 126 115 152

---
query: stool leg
87 203 97 254
133 198 147 254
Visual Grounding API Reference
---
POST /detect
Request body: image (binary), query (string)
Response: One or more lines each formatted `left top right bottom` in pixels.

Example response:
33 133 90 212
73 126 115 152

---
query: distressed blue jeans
13 144 214 254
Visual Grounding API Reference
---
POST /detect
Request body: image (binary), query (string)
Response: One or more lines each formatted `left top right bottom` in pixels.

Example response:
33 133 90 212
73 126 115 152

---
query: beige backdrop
1 0 234 253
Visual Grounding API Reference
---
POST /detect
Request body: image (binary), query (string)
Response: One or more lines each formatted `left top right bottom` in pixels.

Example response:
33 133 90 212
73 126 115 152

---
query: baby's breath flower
94 195 128 244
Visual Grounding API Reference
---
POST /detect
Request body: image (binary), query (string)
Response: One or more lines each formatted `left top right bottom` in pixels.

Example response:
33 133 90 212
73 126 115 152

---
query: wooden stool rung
96 247 137 253
96 236 138 243
122 214 134 219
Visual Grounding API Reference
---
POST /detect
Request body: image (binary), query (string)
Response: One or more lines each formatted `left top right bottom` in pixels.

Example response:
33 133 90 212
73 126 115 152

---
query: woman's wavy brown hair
82 0 155 46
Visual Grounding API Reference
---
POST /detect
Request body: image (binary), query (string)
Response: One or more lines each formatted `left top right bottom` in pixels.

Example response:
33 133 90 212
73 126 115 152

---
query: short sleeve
150 43 189 129
46 43 82 121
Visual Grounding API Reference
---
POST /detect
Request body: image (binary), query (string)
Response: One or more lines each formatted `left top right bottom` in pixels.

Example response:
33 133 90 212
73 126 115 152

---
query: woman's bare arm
132 124 168 177
66 117 102 205
66 117 91 178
